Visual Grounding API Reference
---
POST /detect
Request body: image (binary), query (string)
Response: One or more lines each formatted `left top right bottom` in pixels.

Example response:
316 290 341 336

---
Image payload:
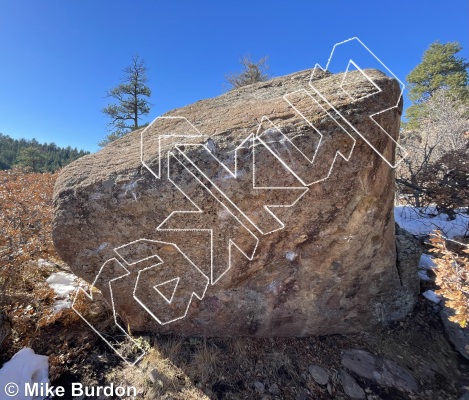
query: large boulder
52 67 416 336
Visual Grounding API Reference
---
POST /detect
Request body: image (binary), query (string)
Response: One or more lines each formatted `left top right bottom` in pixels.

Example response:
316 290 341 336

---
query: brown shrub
430 231 469 328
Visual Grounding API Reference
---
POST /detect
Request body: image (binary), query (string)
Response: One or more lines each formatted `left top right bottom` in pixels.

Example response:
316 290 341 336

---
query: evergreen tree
0 133 89 172
15 146 47 172
100 54 152 147
405 41 469 127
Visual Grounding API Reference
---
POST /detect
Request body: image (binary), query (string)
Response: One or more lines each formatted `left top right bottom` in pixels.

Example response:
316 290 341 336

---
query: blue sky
0 1 468 153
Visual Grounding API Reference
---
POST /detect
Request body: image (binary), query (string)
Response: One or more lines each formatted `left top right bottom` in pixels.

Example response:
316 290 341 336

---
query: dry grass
187 338 222 384
101 314 462 400
106 336 212 400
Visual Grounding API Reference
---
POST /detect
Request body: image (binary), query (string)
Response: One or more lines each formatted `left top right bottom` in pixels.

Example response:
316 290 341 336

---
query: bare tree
225 55 270 90
397 89 469 209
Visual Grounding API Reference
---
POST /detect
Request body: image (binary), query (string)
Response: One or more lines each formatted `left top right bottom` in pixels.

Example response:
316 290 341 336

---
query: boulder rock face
53 67 416 337
393 224 420 322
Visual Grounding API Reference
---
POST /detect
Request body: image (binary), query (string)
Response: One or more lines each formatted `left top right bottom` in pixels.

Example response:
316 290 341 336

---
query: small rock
441 304 469 361
149 369 162 384
308 364 329 385
268 383 280 395
295 388 310 400
294 234 308 244
339 369 366 399
341 349 418 393
254 381 265 394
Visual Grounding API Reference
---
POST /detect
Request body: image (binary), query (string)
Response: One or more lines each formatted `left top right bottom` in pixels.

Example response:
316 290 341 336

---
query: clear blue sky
0 0 468 153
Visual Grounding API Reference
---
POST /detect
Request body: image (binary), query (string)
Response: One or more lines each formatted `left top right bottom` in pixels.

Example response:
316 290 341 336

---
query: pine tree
100 55 152 146
15 147 46 172
405 41 469 127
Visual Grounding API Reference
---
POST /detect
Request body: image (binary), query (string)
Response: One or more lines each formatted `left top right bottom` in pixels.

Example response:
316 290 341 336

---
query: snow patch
422 290 441 304
37 259 56 268
285 251 297 261
53 299 73 312
395 206 468 239
419 253 436 270
0 348 49 400
46 272 79 313
97 242 108 251
46 272 77 297
418 270 432 281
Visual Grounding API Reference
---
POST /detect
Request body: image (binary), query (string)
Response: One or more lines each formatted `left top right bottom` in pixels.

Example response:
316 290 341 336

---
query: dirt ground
1 277 467 400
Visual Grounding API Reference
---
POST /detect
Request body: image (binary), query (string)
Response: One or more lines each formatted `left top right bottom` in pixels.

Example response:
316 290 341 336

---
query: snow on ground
395 206 468 303
37 258 57 269
418 253 437 283
46 271 79 313
422 290 442 304
0 348 49 400
418 270 432 282
419 253 437 270
395 205 468 239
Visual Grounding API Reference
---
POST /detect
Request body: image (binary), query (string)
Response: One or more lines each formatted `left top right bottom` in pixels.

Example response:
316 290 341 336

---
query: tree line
0 134 89 172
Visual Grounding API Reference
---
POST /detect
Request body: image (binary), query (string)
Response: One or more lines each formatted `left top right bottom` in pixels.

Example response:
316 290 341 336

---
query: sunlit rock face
52 67 418 337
